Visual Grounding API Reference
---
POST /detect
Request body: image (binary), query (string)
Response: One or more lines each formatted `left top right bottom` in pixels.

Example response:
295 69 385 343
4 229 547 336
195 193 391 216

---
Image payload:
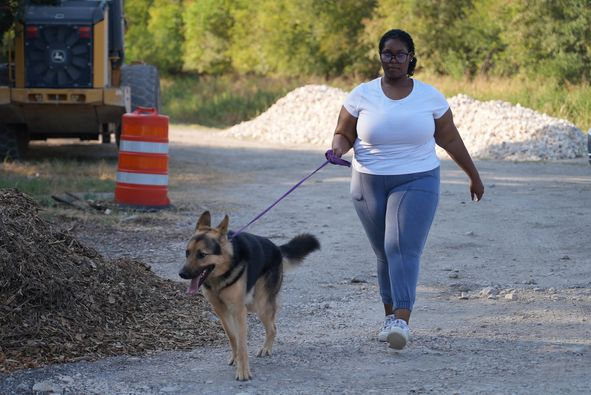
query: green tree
182 0 233 74
124 0 155 64
124 0 184 74
308 0 377 77
146 0 184 73
503 0 591 83
123 0 591 82
229 0 323 76
227 0 376 77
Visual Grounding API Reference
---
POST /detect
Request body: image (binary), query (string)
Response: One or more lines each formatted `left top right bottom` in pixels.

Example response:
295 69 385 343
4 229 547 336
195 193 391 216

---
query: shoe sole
387 329 407 350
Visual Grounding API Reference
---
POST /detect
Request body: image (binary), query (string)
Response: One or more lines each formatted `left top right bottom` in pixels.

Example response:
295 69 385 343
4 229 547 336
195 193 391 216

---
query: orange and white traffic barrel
115 107 171 208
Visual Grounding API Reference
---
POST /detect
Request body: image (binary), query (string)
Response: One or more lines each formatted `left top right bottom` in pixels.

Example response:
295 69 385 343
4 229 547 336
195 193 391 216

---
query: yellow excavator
0 0 160 159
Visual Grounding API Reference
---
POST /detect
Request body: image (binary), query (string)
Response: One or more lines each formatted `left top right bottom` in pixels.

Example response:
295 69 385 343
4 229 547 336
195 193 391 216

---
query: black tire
0 124 27 160
120 64 161 113
118 64 161 148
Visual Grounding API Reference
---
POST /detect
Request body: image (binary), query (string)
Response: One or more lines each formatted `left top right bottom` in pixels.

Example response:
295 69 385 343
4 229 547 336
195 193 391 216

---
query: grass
0 158 116 206
161 72 590 133
161 74 313 127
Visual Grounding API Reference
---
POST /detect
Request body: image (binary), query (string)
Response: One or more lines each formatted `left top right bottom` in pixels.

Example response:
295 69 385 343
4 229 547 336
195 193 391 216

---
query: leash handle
230 152 350 238
324 149 351 167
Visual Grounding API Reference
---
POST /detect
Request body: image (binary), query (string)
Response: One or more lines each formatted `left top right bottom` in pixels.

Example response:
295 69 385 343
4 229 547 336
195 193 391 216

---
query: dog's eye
185 250 190 257
196 251 208 259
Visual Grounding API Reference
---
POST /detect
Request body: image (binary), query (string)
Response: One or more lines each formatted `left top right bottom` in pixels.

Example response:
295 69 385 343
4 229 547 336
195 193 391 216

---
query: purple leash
229 150 351 239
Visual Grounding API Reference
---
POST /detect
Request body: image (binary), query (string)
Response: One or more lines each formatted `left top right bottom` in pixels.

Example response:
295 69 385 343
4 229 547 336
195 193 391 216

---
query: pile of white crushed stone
223 84 587 161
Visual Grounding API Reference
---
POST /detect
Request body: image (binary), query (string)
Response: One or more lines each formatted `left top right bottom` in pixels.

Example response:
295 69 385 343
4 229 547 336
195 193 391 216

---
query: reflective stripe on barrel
120 140 168 154
116 171 168 186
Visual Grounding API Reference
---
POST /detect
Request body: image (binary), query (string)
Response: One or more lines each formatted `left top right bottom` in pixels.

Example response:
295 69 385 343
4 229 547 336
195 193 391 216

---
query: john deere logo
51 50 66 63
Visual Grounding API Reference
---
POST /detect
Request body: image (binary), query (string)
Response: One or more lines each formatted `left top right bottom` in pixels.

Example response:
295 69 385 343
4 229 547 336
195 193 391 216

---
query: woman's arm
434 108 484 201
331 106 358 157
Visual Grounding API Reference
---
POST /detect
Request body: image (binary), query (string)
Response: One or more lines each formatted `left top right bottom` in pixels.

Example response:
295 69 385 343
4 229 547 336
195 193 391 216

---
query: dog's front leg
233 306 251 381
205 291 238 365
219 280 251 380
218 314 238 365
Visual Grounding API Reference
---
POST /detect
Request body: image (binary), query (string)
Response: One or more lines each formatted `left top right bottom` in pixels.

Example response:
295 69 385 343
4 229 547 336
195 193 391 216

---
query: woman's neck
380 75 413 100
382 74 411 87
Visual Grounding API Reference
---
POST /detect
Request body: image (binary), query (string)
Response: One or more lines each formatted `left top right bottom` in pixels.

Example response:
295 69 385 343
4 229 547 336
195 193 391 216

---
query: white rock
479 287 498 298
32 381 61 393
505 292 518 301
57 375 74 384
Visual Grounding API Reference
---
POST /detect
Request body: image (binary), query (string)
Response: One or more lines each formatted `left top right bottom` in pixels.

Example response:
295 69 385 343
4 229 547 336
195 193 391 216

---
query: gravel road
1 126 590 394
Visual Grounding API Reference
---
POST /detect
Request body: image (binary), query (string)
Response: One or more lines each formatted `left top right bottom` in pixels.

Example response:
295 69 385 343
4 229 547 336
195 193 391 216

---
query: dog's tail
279 233 320 269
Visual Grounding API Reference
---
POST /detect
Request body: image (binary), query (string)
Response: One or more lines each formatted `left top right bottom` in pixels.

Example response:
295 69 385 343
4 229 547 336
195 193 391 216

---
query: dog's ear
217 214 229 236
196 211 211 231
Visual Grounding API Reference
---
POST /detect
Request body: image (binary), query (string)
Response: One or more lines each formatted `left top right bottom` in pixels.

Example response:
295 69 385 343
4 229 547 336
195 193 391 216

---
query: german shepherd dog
179 211 320 381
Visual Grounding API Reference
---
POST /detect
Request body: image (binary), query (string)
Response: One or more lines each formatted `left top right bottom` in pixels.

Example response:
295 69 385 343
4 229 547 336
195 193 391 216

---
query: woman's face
380 38 413 79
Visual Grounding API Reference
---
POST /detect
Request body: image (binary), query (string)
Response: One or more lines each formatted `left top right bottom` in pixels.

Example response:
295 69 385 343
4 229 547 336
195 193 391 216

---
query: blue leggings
350 167 440 311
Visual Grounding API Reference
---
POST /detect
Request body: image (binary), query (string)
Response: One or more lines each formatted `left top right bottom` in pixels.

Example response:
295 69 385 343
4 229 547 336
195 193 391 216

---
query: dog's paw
235 365 252 381
256 346 272 357
228 354 236 366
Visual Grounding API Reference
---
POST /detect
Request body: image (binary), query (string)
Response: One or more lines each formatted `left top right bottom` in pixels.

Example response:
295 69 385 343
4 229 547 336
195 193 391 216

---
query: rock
32 381 61 393
479 287 498 298
57 375 74 384
505 293 518 301
459 292 469 300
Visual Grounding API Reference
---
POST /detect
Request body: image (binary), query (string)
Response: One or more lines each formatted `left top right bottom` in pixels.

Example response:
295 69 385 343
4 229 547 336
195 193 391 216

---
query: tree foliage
503 0 591 82
182 0 233 74
121 0 589 83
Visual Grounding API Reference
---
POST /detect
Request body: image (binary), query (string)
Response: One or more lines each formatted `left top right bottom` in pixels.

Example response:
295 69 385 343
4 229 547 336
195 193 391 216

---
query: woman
330 29 484 350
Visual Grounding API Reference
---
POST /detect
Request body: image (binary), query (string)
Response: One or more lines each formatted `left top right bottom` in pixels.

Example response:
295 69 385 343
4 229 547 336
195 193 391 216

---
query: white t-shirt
343 77 449 175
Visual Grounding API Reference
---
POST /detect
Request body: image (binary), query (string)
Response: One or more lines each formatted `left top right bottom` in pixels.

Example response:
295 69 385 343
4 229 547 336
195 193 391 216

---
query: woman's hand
470 176 485 202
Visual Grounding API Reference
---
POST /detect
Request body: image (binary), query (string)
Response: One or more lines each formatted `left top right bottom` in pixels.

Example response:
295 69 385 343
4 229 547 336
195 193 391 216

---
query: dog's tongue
187 278 199 295
186 267 213 295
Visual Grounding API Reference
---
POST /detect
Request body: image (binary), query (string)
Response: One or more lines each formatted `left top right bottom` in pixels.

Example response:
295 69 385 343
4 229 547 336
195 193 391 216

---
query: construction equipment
0 0 161 159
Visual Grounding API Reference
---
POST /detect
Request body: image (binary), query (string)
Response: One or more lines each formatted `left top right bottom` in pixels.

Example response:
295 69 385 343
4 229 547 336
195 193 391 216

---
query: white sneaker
378 314 397 342
387 319 410 350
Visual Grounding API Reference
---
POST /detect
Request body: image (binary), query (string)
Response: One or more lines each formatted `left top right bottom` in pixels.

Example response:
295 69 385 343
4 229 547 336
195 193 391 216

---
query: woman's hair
378 29 417 76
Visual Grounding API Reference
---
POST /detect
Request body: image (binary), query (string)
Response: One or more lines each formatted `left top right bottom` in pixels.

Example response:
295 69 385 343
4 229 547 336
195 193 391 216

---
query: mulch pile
0 188 222 373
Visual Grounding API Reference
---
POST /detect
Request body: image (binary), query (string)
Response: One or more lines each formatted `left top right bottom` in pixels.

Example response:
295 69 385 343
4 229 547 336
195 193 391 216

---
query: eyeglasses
380 51 411 64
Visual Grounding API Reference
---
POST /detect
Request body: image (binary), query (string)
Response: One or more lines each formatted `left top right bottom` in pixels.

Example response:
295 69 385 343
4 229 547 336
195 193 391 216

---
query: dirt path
1 126 590 394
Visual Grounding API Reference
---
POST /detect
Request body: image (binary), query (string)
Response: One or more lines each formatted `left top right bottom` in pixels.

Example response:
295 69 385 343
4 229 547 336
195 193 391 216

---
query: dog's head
179 211 231 294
